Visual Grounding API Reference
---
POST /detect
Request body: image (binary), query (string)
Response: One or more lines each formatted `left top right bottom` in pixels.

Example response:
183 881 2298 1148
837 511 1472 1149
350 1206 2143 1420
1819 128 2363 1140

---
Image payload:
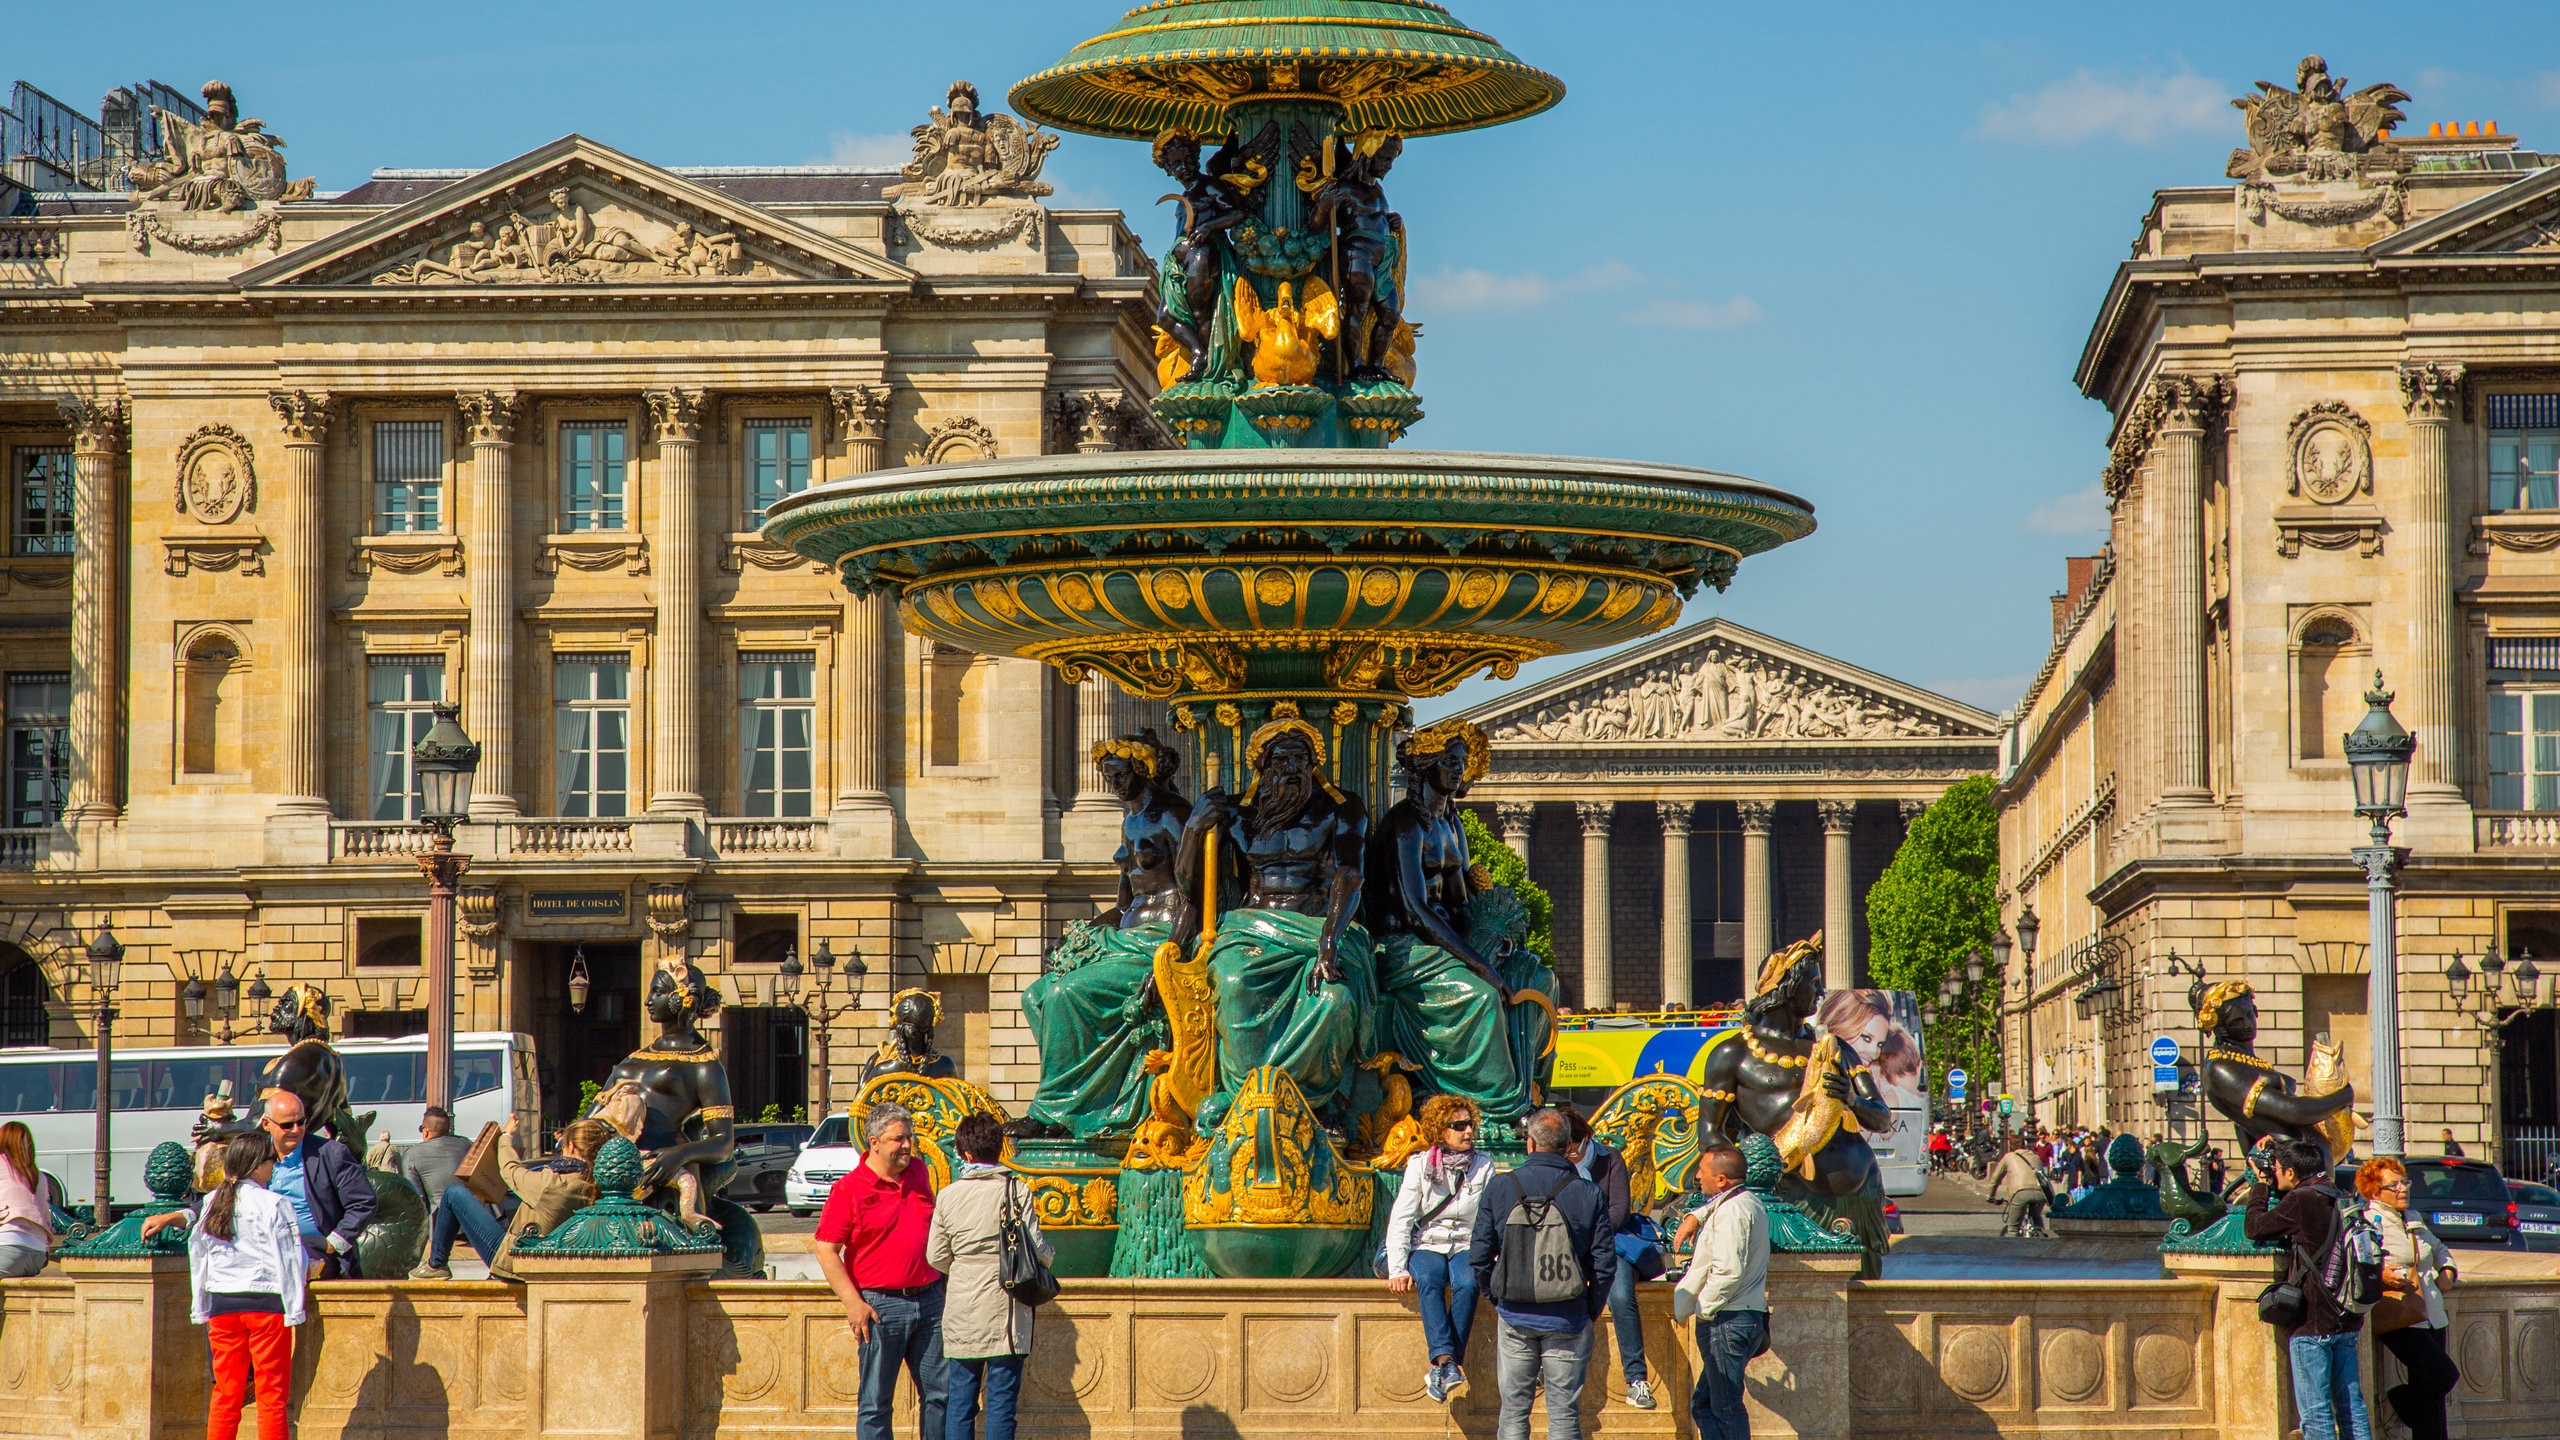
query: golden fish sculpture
1232 276 1339 388
2301 1030 2366 1165
1774 1029 1850 1181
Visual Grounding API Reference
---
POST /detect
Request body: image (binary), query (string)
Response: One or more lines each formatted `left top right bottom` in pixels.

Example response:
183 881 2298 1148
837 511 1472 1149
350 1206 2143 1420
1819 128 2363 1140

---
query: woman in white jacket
1385 1095 1495 1404
187 1131 307 1440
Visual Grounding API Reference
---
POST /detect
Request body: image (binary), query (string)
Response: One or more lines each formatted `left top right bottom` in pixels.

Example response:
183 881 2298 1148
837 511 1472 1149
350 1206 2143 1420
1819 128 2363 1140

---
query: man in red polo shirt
815 1100 947 1440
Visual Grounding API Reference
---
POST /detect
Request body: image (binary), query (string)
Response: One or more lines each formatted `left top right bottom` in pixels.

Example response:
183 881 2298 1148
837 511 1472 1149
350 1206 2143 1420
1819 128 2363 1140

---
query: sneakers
407 1260 452 1280
1443 1363 1469 1402
1626 1378 1657 1410
1424 1364 1450 1404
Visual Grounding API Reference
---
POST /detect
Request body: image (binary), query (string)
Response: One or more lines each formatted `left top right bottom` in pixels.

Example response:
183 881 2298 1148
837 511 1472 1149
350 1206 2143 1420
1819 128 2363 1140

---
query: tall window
3 673 67 828
2489 394 2560 513
13 447 72 557
559 422 628 532
745 420 813 525
366 657 446 820
372 421 444 533
554 655 631 817
739 652 815 817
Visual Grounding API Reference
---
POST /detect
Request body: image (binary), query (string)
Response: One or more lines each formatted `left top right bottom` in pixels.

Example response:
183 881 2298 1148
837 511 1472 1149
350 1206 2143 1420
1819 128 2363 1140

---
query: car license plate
2521 1222 2560 1235
2433 1212 2482 1226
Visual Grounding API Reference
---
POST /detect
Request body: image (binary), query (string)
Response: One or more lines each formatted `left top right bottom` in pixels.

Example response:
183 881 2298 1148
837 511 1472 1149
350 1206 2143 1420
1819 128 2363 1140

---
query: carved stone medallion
2288 402 2372 506
174 424 256 523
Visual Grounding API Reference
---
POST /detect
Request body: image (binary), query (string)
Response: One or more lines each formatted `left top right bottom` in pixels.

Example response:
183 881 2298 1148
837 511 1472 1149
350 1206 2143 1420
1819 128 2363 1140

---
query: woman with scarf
929 1112 1054 1440
1385 1094 1496 1405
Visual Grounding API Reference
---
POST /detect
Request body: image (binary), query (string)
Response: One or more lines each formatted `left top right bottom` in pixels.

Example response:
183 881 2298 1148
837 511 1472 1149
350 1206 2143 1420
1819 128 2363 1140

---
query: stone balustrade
707 819 826 857
0 830 46 871
9 1247 2553 1440
2477 811 2560 848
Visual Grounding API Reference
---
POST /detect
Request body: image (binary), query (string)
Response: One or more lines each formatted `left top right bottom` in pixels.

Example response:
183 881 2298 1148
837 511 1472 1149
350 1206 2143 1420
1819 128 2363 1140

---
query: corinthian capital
2398 363 2469 424
2153 373 2230 432
1494 801 1537 838
1657 800 1695 837
645 387 707 443
828 384 891 442
1737 800 1776 835
456 390 519 444
266 389 336 443
56 395 125 452
1575 800 1615 837
1818 799 1857 833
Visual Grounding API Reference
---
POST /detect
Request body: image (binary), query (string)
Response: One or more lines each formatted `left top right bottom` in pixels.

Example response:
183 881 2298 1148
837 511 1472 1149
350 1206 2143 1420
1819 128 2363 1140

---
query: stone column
1062 671 1123 860
1739 801 1775 978
829 385 896 856
1496 801 1535 860
459 391 521 817
2400 363 2466 804
1659 801 1694 1009
1819 800 1857 993
267 391 335 817
645 388 706 815
1576 800 1614 1011
2154 375 2222 807
58 397 123 823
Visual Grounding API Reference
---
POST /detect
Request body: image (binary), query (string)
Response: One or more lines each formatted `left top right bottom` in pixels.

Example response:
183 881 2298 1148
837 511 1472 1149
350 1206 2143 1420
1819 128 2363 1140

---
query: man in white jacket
1672 1146 1767 1440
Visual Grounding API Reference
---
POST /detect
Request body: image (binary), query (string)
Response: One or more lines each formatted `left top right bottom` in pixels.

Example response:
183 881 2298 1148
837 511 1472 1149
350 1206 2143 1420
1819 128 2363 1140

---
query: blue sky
19 2 2560 716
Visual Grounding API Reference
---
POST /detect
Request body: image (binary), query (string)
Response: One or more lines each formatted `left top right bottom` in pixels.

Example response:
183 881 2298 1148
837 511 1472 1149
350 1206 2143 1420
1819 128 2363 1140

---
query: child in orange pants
188 1131 308 1440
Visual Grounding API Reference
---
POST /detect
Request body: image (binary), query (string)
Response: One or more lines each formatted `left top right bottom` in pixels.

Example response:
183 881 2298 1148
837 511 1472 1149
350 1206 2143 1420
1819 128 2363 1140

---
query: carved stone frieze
905 416 999 467
128 207 285 256
2274 506 2384 559
2474 513 2560 556
372 184 773 286
2286 402 2371 505
719 538 828 575
2238 178 2405 228
1488 636 1962 745
538 536 648 575
172 424 256 523
899 205 1044 249
349 536 464 577
163 534 266 577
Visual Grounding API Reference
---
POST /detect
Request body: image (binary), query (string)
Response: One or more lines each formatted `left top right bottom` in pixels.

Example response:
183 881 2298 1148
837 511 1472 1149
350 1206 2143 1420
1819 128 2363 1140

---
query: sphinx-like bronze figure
587 956 761 1277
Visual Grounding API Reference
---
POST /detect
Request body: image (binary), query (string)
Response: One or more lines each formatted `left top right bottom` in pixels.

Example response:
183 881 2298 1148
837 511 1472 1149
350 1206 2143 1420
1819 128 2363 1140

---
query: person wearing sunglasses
143 1090 379 1278
2355 1157 2460 1440
1385 1094 1494 1404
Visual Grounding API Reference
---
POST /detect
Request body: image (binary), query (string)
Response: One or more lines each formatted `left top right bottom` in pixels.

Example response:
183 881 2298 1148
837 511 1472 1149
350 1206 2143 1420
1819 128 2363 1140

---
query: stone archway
0 945 54 1047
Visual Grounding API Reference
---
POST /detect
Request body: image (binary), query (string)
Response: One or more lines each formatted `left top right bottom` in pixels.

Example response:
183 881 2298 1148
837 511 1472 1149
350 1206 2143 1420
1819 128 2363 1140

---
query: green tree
1460 809 1553 962
1865 776 2001 1094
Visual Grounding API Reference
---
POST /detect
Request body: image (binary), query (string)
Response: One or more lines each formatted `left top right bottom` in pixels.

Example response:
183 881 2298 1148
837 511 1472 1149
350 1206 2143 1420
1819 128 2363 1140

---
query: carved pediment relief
1460 619 1996 745
2371 166 2560 260
241 136 912 289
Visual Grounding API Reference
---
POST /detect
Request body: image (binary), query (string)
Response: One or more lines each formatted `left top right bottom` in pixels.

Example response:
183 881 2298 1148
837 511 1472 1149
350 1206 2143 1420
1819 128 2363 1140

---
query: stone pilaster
1576 800 1614 1011
2153 374 2224 808
1819 799 1857 992
829 385 896 856
458 391 521 817
1062 671 1123 860
1495 801 1535 861
1658 801 1694 1009
1739 800 1775 977
58 396 123 823
2399 362 2466 807
266 390 334 817
645 388 707 815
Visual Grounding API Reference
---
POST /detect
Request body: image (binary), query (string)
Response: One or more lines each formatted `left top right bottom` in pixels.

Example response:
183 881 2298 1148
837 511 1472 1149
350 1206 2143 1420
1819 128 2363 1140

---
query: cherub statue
128 81 310 212
2228 55 2409 182
587 955 761 1276
887 80 1058 207
1149 130 1257 386
861 988 960 1085
1308 131 1411 383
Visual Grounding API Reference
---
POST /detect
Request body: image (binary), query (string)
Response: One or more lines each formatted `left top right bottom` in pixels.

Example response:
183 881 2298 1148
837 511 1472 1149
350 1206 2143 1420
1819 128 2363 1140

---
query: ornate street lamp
2013 907 2039 1126
781 938 865 1120
412 703 481 1114
567 944 592 1015
85 924 122 1226
2345 673 2417 1158
213 956 240 1042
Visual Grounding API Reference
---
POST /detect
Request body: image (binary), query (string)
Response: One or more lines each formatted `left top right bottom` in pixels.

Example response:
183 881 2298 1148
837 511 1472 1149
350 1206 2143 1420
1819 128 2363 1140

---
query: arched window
182 634 244 775
0 947 52 1047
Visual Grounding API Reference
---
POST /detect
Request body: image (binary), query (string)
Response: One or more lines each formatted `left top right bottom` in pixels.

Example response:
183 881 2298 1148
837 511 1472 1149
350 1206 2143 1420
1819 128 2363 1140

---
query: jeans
430 1185 515 1267
2377 1325 2459 1440
0 1243 46 1277
1495 1318 1593 1440
2288 1332 2374 1440
945 1353 1023 1440
1605 1259 1646 1382
2001 1195 2045 1236
857 1284 948 1440
1691 1310 1768 1440
1408 1248 1480 1366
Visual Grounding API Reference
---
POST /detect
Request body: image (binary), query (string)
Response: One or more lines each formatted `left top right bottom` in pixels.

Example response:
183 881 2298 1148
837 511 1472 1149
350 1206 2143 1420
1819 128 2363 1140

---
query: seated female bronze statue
589 956 762 1277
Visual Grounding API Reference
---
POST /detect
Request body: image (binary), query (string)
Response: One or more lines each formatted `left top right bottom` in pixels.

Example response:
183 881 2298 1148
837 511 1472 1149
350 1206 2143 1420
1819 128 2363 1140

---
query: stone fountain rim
764 447 1815 522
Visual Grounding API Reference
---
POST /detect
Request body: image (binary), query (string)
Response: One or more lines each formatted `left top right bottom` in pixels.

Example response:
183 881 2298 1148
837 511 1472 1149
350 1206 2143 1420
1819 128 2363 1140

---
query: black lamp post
2013 907 2039 1126
85 924 122 1226
779 938 864 1120
412 703 481 1113
2344 672 2416 1158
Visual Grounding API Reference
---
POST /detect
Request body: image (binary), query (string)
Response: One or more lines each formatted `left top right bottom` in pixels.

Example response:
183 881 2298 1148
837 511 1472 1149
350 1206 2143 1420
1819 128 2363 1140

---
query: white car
784 1113 858 1216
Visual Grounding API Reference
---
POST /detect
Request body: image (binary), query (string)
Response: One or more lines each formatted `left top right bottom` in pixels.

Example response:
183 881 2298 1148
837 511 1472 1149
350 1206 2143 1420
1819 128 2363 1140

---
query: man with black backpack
1469 1108 1618 1440
2244 1136 2380 1440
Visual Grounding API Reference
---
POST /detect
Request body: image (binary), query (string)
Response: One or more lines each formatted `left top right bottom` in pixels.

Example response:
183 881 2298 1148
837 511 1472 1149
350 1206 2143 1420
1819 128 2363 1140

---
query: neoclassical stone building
1457 618 1996 1009
0 81 1159 1118
1997 73 2560 1161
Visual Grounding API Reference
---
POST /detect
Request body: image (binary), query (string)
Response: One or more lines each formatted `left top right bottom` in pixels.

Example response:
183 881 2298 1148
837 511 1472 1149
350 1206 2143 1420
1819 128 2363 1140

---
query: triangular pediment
239 135 915 289
1454 618 1998 744
2372 164 2560 260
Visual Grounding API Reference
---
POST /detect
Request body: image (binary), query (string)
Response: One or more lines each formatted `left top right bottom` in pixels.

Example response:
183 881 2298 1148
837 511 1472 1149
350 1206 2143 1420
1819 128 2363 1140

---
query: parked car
2336 1159 2521 1247
2507 1180 2560 1253
785 1114 858 1217
721 1123 813 1212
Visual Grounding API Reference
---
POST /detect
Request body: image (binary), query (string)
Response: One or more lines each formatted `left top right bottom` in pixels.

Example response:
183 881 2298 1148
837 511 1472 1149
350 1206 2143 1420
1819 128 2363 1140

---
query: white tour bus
0 1030 538 1208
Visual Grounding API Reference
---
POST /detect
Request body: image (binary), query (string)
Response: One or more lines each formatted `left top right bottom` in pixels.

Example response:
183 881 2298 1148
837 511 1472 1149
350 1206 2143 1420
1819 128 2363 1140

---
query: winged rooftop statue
2228 55 2409 183
128 80 312 211
887 80 1059 207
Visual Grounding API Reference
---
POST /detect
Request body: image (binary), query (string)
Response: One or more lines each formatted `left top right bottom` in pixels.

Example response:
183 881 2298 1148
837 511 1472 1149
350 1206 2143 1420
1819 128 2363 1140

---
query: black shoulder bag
999 1176 1061 1308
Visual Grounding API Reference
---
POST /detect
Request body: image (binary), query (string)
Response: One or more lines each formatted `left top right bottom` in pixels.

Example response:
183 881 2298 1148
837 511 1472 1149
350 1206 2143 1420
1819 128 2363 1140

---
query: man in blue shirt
257 1090 377 1277
1469 1108 1616 1440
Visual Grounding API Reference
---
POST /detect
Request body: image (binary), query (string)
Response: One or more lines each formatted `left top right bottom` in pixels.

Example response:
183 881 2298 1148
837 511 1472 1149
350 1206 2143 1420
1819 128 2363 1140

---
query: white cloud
1928 674 2034 712
2535 71 2560 108
1977 69 2230 145
1407 259 1639 313
811 132 911 169
2023 482 2108 535
1623 295 1763 330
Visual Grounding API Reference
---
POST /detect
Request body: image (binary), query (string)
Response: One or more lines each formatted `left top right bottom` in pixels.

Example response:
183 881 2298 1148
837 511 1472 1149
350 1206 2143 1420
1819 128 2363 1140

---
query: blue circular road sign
2150 1035 2181 1067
